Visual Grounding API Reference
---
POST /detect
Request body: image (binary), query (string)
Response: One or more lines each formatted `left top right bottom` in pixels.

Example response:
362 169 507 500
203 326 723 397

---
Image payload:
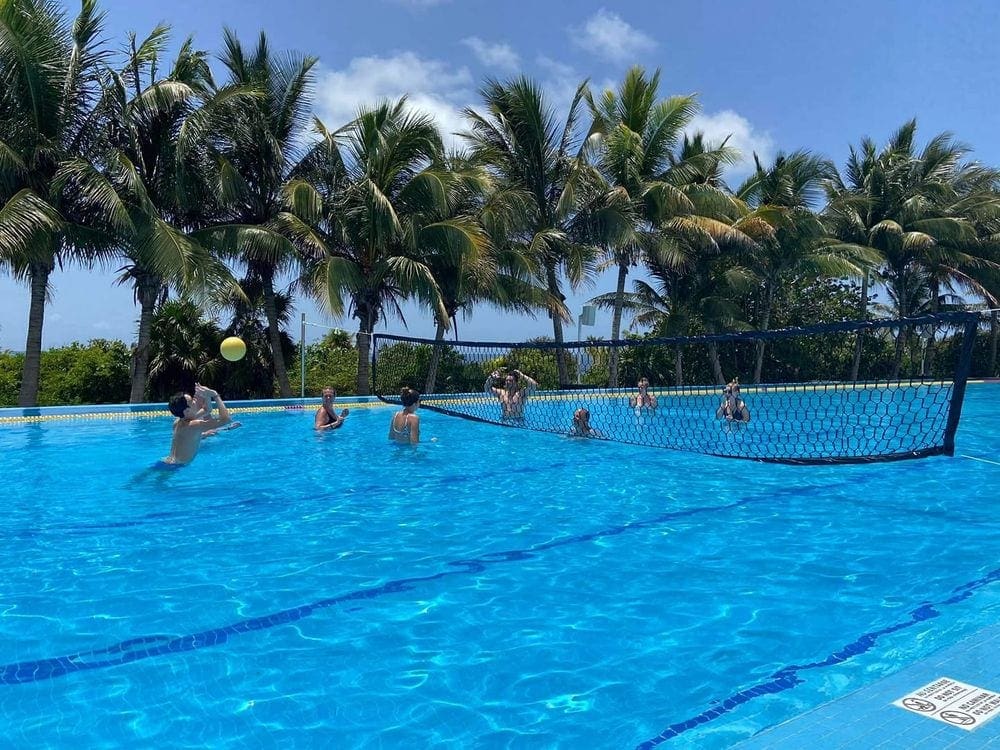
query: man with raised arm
484 368 538 419
162 383 232 466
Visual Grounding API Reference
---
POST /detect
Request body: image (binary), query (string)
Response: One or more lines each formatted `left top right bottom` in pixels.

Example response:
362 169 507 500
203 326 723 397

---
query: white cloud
687 110 775 180
315 52 475 151
462 36 520 71
572 8 656 63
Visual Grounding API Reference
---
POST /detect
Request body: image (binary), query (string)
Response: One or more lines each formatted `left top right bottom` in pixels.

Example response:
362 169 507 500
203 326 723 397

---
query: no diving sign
893 677 1000 731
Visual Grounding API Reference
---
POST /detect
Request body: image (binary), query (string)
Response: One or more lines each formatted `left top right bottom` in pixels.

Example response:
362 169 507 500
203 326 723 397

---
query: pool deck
735 622 1000 748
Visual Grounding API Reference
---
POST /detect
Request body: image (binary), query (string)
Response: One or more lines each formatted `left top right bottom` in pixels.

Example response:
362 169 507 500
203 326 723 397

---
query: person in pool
716 378 750 423
162 383 232 465
568 407 603 438
388 387 421 444
484 367 538 419
628 376 658 411
191 391 241 437
315 386 349 430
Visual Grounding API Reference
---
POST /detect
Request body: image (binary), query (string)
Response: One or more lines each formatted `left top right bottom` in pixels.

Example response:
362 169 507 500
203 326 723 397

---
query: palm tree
585 67 745 385
145 297 223 399
0 0 129 406
209 30 316 397
824 120 1000 378
420 154 557 392
736 151 870 382
92 26 237 402
592 245 752 384
283 100 476 395
463 76 599 385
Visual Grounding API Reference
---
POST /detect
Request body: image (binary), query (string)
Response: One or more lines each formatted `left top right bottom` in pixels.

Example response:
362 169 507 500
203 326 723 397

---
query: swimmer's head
168 392 193 418
400 387 420 407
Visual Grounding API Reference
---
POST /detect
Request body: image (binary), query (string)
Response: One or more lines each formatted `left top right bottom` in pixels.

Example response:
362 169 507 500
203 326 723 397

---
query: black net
371 312 981 464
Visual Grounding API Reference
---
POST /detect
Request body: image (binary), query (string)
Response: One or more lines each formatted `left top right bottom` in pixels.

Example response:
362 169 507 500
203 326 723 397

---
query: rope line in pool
635 565 1000 748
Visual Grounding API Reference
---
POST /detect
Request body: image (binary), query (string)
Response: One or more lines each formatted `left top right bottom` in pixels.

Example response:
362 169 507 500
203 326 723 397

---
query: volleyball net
371 312 982 464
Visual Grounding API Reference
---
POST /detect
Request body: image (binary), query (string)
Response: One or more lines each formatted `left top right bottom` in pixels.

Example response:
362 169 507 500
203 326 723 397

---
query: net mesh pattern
371 313 980 464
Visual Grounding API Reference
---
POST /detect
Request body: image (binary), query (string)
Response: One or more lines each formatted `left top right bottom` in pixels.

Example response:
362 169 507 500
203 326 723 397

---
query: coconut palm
463 76 600 385
736 150 872 382
585 67 748 385
206 29 316 397
0 0 130 406
824 120 1000 378
87 26 241 402
420 155 558 392
282 100 481 395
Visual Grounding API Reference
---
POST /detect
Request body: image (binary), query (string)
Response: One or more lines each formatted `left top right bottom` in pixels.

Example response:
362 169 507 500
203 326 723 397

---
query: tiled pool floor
735 623 1000 748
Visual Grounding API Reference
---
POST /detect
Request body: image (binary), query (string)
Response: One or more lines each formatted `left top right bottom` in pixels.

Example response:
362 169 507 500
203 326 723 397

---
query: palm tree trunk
545 263 569 385
261 274 292 397
18 261 53 407
129 273 161 403
424 319 447 394
608 261 628 387
707 341 725 385
752 284 774 384
890 277 907 380
850 272 870 381
674 347 682 386
356 329 372 396
990 309 998 377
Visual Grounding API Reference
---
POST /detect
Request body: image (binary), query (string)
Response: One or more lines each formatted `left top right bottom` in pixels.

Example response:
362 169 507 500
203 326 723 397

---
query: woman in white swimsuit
389 387 421 444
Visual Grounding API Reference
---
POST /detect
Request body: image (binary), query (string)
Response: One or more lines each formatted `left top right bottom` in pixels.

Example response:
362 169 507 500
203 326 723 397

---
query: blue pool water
0 386 998 747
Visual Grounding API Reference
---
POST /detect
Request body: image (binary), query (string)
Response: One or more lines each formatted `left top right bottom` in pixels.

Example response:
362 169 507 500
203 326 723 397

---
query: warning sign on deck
893 677 1000 731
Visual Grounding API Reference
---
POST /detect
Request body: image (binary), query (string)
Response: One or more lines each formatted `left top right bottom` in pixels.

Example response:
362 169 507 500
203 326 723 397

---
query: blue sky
2 0 999 350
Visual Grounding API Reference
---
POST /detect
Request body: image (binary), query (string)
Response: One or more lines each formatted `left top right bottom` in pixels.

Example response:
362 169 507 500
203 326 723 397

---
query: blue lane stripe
635 566 1000 748
0 484 814 686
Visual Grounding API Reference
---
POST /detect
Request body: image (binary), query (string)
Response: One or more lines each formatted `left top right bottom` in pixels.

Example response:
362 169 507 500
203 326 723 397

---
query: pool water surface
0 386 998 747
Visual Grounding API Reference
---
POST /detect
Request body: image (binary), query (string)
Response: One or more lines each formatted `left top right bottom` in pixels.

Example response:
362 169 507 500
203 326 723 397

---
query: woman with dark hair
389 387 421 444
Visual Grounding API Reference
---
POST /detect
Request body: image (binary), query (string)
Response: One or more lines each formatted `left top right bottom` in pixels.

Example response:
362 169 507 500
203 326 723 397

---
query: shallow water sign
893 677 1000 730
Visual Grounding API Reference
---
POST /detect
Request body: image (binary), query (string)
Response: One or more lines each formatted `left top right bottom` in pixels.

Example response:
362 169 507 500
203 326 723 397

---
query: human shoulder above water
484 367 538 419
162 383 231 465
716 377 750 423
628 377 658 410
389 387 421 444
315 386 349 430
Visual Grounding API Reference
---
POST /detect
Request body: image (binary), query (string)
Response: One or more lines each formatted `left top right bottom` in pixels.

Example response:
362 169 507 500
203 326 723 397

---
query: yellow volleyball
220 336 247 362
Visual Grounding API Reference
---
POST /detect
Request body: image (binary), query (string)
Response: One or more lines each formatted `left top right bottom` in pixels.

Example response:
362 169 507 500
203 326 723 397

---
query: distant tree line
2 0 998 408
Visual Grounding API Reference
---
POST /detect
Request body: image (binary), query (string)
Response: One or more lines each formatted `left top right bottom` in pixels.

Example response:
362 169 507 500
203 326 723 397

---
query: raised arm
515 370 538 394
193 385 231 431
484 370 501 396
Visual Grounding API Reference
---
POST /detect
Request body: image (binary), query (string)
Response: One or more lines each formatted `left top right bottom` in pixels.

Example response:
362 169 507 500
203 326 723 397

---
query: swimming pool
0 386 998 747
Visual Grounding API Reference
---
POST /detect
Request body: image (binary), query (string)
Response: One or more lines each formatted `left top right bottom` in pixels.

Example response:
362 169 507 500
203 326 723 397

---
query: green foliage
0 341 131 407
304 331 358 395
146 299 224 401
497 338 575 389
373 341 487 395
0 351 23 407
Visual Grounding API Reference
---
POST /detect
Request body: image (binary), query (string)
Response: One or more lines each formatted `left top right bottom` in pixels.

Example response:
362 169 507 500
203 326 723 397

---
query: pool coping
733 621 1000 748
0 396 387 424
2 379 995 425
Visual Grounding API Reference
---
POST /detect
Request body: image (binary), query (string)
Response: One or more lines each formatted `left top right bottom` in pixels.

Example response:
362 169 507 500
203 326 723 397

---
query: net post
942 314 979 456
300 312 306 399
367 333 378 401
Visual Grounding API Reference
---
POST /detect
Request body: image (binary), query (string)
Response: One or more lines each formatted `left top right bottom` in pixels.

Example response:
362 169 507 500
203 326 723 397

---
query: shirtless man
162 384 232 465
628 377 658 410
484 368 538 419
315 386 350 430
